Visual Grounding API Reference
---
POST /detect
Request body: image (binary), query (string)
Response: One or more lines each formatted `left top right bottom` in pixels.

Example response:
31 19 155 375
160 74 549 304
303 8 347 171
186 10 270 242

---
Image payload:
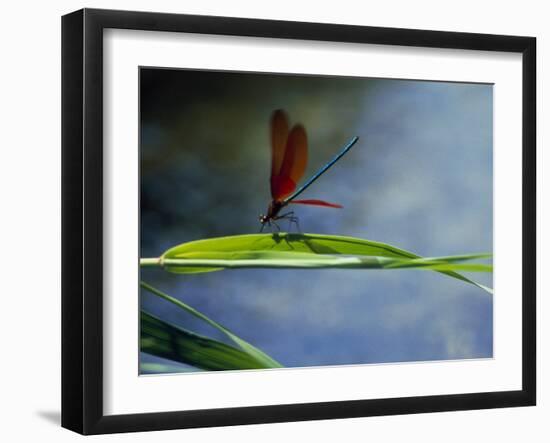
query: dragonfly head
259 214 269 224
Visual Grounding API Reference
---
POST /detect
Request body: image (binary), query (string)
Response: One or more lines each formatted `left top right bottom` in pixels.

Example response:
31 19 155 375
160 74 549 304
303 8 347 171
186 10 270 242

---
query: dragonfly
259 109 359 231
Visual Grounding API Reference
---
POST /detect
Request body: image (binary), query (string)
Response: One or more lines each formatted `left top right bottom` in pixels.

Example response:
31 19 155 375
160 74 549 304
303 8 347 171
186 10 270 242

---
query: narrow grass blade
151 233 493 293
141 311 274 371
140 362 197 374
158 254 492 272
140 281 282 368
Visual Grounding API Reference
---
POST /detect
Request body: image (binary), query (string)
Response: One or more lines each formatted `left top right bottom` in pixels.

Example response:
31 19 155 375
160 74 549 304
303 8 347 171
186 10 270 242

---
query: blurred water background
139 68 493 372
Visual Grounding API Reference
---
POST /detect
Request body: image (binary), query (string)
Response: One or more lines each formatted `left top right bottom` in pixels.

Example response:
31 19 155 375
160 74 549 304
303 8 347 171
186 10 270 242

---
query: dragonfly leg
287 216 301 233
277 212 301 233
271 220 281 232
292 216 302 233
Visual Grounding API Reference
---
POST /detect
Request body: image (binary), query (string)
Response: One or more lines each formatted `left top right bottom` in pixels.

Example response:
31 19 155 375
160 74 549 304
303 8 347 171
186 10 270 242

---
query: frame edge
61 8 85 435
521 36 537 406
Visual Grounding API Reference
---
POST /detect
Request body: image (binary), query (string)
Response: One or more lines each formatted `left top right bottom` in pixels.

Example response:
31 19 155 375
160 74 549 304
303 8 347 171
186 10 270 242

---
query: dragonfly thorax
259 200 285 225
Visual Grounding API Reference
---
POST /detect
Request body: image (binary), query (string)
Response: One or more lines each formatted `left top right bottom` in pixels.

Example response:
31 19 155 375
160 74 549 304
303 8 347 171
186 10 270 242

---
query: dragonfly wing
270 175 297 201
271 124 308 201
290 199 343 208
270 109 289 178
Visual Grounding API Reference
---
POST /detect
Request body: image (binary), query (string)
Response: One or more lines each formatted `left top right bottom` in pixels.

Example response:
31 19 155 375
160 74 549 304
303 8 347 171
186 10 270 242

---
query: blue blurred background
139 68 493 372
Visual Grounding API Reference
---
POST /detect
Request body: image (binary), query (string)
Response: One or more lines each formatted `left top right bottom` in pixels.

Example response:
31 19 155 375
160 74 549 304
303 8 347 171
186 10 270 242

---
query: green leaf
140 362 197 374
140 282 283 368
141 311 274 371
156 233 492 293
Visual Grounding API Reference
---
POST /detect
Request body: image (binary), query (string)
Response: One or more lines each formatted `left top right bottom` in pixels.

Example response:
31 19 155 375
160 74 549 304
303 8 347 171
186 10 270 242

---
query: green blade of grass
162 233 419 261
139 360 199 375
140 282 283 368
140 362 198 374
148 233 492 293
141 311 274 371
158 255 492 272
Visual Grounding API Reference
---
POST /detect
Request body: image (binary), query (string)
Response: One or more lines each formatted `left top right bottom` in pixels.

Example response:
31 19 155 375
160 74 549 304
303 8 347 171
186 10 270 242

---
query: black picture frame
62 8 536 435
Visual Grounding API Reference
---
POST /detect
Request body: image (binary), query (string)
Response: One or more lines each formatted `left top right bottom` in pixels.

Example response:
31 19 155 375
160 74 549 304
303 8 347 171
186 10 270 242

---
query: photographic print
139 68 493 375
61 10 536 433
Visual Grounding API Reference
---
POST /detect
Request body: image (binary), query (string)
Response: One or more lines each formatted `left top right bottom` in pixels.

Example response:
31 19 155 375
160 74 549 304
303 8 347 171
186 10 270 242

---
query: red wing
270 110 289 178
290 199 343 208
270 124 308 201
